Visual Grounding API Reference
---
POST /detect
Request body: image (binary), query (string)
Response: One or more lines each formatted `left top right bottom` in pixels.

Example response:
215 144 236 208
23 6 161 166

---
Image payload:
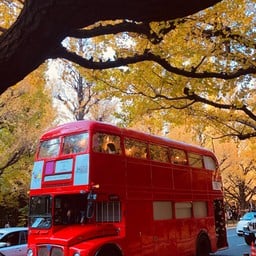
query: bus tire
244 233 255 246
196 233 211 256
95 244 122 256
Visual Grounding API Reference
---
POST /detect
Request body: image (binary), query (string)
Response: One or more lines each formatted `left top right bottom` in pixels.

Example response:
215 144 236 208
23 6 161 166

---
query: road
212 227 251 256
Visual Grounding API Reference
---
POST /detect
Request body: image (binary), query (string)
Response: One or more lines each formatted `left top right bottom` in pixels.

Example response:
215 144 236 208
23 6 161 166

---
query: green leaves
0 65 54 226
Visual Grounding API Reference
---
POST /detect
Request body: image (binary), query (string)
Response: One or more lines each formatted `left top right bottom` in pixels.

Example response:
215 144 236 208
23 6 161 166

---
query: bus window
203 156 217 170
153 201 172 220
188 153 203 168
169 148 187 165
193 202 207 218
54 194 88 225
38 138 60 158
175 202 192 219
92 133 121 155
149 144 169 163
124 138 147 159
29 195 52 228
62 132 88 155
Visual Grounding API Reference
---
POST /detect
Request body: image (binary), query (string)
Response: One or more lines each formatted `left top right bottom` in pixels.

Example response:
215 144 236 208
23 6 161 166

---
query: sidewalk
226 220 237 228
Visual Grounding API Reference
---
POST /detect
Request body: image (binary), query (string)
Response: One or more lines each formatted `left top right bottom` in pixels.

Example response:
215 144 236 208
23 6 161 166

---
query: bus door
214 199 228 249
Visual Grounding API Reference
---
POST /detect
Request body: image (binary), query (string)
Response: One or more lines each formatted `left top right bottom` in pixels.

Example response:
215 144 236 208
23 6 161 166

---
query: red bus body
27 120 228 256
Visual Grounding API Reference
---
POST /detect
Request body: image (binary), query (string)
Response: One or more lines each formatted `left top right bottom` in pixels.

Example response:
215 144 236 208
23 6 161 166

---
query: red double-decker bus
27 120 228 256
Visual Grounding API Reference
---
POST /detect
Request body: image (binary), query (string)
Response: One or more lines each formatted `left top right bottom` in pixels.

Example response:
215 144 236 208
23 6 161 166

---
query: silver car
236 212 256 236
0 227 28 256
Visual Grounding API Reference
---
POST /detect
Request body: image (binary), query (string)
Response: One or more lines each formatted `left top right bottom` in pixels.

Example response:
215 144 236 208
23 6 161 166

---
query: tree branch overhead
0 0 222 94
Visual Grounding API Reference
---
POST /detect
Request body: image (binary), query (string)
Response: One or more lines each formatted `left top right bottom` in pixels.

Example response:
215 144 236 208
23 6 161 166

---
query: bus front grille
38 245 63 256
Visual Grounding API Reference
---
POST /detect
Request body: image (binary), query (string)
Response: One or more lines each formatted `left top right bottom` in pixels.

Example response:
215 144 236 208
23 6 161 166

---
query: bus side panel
172 166 192 191
151 163 172 189
151 162 178 255
154 220 177 255
126 157 152 188
89 153 126 194
175 218 195 255
125 156 154 255
191 168 209 192
126 200 154 256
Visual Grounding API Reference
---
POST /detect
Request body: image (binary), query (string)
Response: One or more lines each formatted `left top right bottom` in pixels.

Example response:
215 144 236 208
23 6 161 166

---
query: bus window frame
188 152 204 169
169 148 188 166
92 132 122 155
62 132 89 155
124 138 148 159
149 144 169 163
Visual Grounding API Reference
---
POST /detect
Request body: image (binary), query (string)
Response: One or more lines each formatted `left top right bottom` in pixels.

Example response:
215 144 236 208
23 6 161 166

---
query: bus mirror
86 201 95 219
86 191 97 218
87 192 97 200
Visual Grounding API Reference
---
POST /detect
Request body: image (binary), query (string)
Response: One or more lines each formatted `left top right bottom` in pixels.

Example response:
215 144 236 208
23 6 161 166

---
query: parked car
236 212 256 236
0 227 28 256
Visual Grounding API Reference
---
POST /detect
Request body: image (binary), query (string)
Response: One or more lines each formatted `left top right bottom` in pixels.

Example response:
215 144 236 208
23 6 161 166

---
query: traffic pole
251 242 256 256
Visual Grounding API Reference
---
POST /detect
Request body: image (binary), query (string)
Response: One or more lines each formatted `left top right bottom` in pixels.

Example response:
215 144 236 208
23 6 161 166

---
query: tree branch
56 47 256 80
0 0 222 93
183 87 256 121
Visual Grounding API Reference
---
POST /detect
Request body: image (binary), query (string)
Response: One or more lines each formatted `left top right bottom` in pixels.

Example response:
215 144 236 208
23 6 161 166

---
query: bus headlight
73 253 80 256
27 249 33 256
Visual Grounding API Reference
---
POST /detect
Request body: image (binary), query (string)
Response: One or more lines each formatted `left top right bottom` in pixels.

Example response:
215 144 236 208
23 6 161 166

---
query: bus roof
40 120 120 139
41 120 214 157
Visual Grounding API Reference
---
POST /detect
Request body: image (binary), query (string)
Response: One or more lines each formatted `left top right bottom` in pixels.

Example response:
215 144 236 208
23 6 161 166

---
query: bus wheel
196 233 211 256
95 244 122 256
244 233 255 246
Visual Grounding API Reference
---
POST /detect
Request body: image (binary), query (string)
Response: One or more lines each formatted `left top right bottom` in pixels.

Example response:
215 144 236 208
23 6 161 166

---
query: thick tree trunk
0 0 221 94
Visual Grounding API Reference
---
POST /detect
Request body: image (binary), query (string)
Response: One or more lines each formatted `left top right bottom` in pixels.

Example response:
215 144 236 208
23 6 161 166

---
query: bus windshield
29 194 93 229
62 133 88 155
29 195 52 228
38 138 60 158
38 132 89 158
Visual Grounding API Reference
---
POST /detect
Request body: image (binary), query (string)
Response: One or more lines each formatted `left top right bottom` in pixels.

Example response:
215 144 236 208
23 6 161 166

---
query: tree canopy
1 0 256 141
0 65 55 226
0 0 222 93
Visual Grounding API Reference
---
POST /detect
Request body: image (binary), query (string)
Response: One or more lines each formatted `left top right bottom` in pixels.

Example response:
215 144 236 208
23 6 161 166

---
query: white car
0 227 28 256
236 212 256 236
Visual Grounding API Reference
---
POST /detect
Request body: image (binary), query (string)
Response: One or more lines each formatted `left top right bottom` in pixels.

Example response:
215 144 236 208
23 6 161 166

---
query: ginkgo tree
1 0 256 141
215 139 256 212
0 0 56 226
88 0 256 140
48 38 121 123
0 66 55 226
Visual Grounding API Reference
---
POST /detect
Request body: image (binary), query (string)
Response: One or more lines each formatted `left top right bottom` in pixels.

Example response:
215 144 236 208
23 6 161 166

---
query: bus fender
95 243 123 256
196 231 211 256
